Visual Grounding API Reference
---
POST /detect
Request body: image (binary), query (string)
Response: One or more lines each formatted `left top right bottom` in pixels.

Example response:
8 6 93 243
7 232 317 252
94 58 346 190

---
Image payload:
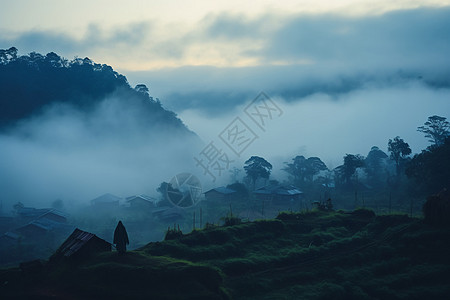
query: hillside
0 48 201 209
0 47 191 134
1 209 449 299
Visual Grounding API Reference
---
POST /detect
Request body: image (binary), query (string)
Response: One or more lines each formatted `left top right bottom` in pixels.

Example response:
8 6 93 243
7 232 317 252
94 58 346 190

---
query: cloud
178 82 450 180
126 63 450 117
262 8 450 68
201 12 275 40
120 7 450 115
1 6 449 200
2 6 449 71
0 22 164 67
0 94 204 210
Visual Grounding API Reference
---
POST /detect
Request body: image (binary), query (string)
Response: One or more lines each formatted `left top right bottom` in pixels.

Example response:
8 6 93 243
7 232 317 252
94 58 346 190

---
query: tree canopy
406 137 450 194
283 155 327 185
244 156 272 188
417 115 450 146
364 146 389 187
388 136 411 176
0 48 188 133
342 154 365 184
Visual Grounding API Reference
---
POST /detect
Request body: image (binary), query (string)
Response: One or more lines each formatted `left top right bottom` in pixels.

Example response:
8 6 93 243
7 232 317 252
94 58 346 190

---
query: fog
0 95 204 210
1 4 449 209
179 81 450 182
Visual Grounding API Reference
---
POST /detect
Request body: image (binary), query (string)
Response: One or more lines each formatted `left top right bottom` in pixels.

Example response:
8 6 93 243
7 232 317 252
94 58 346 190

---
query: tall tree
283 155 327 185
283 155 307 184
306 157 328 181
417 115 450 146
406 138 450 194
388 136 411 176
342 154 365 185
244 156 272 189
365 146 388 187
0 47 17 64
135 84 149 95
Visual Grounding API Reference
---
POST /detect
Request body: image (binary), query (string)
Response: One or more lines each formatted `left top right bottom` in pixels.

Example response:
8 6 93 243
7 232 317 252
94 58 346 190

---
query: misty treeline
0 47 187 131
214 115 449 212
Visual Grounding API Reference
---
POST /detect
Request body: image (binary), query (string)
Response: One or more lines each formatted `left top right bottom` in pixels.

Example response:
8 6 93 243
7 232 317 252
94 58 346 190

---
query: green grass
1 209 450 299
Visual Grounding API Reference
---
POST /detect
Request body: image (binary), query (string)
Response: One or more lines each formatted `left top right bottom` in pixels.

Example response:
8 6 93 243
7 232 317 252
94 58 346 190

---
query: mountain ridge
0 47 194 137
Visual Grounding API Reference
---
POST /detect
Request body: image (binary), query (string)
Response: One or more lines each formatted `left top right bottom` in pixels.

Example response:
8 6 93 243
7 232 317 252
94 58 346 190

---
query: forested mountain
0 47 190 134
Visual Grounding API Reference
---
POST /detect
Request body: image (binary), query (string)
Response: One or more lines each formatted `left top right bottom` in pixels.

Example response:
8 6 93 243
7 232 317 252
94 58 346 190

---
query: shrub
423 189 450 226
164 226 183 240
222 216 242 226
276 211 302 221
351 208 376 219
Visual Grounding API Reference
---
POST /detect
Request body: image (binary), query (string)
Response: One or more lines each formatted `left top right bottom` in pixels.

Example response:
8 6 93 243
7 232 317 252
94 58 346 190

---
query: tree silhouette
342 154 365 185
0 48 190 133
417 115 450 146
0 47 17 64
388 136 411 176
244 156 272 190
365 146 388 187
406 138 450 194
135 84 149 95
283 155 327 185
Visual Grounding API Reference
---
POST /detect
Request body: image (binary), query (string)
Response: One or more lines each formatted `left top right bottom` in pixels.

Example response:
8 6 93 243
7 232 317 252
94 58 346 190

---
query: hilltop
1 209 449 299
0 47 192 135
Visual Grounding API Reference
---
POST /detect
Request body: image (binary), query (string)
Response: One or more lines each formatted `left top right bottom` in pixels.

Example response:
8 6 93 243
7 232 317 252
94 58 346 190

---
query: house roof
90 193 122 204
14 222 51 234
56 228 111 258
126 194 156 203
254 185 303 196
17 207 69 222
152 206 172 214
15 218 68 234
2 231 20 240
322 183 336 188
34 217 69 230
38 209 69 221
205 187 237 195
17 207 51 218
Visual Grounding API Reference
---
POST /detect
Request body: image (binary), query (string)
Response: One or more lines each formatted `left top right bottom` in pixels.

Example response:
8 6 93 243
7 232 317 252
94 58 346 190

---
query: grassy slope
0 252 227 299
1 210 450 299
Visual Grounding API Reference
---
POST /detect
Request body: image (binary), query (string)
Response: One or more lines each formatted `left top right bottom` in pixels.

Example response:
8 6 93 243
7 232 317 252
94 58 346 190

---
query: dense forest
0 47 190 134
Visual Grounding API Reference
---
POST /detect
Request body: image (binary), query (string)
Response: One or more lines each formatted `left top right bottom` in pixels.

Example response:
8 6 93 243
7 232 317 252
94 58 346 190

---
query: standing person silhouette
113 221 129 255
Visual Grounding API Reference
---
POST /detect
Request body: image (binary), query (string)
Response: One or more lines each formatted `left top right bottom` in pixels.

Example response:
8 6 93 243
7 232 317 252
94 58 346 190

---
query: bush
276 211 302 221
164 226 183 240
351 208 376 219
423 189 450 226
222 216 242 226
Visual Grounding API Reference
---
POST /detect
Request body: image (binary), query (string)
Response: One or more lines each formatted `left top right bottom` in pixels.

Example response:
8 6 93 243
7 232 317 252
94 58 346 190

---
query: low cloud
125 7 450 114
1 6 449 205
179 82 450 180
0 95 203 210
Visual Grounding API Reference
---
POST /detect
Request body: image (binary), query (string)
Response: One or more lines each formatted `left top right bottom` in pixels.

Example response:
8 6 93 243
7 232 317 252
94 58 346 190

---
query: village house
254 185 303 205
90 193 121 209
16 207 52 222
204 187 238 202
126 194 156 210
38 209 68 223
0 231 20 248
51 228 111 261
13 217 72 241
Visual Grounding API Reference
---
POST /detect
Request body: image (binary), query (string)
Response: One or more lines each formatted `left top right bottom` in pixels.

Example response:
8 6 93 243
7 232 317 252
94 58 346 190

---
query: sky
1 1 450 203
